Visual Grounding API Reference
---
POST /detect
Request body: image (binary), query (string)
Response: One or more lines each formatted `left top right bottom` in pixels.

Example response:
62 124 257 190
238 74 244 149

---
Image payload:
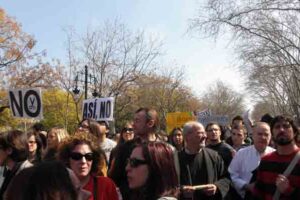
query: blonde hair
48 127 69 143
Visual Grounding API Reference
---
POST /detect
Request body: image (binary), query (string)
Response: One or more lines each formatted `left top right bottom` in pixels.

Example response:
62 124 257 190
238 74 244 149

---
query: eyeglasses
123 128 133 132
126 158 148 168
70 152 94 161
274 123 291 130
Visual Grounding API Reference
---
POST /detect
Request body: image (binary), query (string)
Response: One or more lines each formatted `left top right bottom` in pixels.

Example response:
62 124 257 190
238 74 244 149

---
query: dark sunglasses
70 152 94 161
126 158 148 168
123 128 133 132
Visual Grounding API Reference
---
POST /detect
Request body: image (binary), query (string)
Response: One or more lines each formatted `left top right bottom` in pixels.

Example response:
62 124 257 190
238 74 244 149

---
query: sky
2 0 249 108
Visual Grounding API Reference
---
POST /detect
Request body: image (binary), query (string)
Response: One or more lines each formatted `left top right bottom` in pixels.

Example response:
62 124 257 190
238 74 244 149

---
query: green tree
41 89 78 133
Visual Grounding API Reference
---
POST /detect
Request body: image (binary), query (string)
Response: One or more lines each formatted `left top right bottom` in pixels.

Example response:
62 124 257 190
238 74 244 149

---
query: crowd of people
0 107 300 200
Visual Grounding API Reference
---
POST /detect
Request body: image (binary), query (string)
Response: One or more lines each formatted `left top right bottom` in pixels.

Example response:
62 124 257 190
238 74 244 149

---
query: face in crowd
79 120 89 131
27 134 37 154
69 143 93 181
125 142 178 195
47 130 58 149
126 146 149 189
133 110 148 136
47 128 69 149
206 123 222 144
252 122 272 153
184 122 207 149
133 108 158 137
172 129 183 147
271 116 298 146
231 128 246 147
122 123 134 142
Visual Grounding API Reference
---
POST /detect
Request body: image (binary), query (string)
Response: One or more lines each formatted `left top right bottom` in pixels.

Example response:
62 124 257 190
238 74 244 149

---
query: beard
273 137 293 146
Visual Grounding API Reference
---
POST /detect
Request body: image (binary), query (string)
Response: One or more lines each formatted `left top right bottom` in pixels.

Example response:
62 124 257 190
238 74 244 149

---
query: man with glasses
178 121 230 200
253 115 300 199
206 122 235 168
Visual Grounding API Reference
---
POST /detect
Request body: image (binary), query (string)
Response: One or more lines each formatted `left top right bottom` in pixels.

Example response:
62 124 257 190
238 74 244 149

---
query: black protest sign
8 88 43 119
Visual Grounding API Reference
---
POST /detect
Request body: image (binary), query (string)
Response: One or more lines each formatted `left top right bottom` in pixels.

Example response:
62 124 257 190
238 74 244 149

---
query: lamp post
72 65 98 99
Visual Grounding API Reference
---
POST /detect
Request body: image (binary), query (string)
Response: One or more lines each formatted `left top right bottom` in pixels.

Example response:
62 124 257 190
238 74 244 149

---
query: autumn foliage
0 7 35 68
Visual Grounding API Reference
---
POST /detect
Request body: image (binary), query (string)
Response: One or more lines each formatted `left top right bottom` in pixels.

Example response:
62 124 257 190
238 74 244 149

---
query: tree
0 7 36 69
64 20 163 123
65 20 162 98
200 81 245 120
251 100 276 122
0 90 20 131
190 0 300 119
114 69 202 130
41 89 78 133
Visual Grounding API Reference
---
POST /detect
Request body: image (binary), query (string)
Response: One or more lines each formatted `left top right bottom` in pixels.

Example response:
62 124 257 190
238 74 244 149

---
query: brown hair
57 131 100 175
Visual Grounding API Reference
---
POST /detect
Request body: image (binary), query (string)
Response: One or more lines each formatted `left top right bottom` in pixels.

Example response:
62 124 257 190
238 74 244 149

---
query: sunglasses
123 128 133 132
127 158 148 168
28 141 37 144
70 152 94 161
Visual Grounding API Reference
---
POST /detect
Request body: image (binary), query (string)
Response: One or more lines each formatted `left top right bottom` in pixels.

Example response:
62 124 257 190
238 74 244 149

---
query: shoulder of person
203 147 220 156
17 160 34 174
220 141 235 150
95 176 117 187
235 145 253 154
107 138 117 145
157 197 177 200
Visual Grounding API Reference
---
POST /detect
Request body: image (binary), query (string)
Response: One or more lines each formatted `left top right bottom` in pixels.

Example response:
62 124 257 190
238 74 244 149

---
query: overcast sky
2 0 249 107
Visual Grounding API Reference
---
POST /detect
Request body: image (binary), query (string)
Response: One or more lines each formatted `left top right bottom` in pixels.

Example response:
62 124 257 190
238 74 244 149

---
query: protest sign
8 88 43 119
82 97 114 121
166 112 196 134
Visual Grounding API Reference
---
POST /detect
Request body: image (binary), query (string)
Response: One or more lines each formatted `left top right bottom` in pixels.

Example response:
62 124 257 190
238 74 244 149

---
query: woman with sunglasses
108 122 135 172
121 122 135 143
126 141 179 200
58 132 118 200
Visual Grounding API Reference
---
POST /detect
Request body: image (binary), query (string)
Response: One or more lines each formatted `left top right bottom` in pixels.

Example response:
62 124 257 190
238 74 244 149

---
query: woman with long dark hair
27 131 43 165
169 127 184 151
108 121 135 173
126 141 179 200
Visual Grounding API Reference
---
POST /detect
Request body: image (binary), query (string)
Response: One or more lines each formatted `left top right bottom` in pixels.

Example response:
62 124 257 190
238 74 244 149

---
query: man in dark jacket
109 107 160 200
178 121 230 200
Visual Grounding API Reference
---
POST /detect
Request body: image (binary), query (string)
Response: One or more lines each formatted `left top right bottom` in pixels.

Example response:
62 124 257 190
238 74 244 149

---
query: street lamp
72 65 99 99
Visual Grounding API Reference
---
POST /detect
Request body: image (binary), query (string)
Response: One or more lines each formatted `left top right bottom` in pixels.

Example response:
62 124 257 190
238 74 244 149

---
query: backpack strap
93 176 98 200
273 151 300 200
